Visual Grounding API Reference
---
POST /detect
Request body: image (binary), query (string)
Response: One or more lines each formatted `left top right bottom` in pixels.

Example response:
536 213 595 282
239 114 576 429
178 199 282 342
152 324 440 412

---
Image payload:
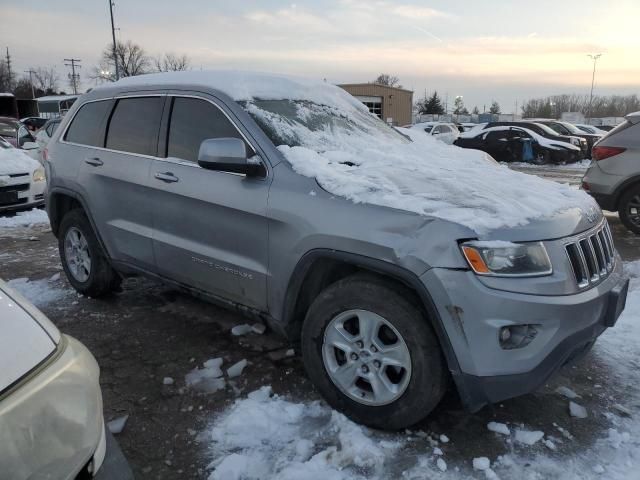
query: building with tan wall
338 83 413 126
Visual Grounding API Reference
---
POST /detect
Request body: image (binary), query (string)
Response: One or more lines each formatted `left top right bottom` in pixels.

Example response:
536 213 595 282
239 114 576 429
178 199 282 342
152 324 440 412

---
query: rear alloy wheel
58 209 121 297
531 150 549 165
619 186 640 234
301 274 447 430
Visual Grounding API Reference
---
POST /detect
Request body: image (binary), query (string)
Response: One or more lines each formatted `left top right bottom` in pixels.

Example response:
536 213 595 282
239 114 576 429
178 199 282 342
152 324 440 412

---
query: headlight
570 138 580 146
32 167 46 182
461 241 552 277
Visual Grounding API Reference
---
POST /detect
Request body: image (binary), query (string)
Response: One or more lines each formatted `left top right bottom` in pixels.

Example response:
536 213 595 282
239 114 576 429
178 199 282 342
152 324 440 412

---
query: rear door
149 94 271 310
73 95 165 270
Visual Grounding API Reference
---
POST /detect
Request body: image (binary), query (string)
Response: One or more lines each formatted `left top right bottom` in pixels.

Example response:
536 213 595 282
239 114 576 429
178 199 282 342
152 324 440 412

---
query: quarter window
64 100 112 146
166 97 252 163
106 97 164 156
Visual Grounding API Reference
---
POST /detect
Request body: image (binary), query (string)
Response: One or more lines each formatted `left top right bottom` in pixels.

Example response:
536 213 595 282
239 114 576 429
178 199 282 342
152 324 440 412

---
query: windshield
239 99 410 150
533 122 563 136
559 122 583 135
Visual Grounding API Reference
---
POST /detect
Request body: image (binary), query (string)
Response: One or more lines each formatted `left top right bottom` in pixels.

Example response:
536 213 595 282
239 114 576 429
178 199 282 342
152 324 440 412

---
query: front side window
65 100 113 147
166 97 252 163
106 97 164 156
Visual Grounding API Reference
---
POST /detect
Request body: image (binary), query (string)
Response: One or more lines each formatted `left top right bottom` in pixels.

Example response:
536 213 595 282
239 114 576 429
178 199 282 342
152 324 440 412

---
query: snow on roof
0 93 15 97
108 70 368 113
36 95 78 102
0 144 40 175
460 125 581 151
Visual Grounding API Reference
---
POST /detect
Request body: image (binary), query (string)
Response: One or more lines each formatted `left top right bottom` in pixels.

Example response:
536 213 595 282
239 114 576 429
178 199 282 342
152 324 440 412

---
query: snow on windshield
111 71 596 234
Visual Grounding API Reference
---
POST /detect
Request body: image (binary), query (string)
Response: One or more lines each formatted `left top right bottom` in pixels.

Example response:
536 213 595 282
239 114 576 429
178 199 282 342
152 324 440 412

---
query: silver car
582 112 640 233
44 71 628 430
0 279 106 479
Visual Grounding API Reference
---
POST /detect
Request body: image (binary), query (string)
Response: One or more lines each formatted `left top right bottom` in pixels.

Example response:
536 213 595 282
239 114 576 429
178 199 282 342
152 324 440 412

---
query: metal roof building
338 83 413 127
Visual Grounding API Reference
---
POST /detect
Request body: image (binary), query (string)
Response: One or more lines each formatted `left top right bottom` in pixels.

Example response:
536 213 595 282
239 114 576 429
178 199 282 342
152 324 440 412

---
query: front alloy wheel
64 227 92 282
322 309 412 406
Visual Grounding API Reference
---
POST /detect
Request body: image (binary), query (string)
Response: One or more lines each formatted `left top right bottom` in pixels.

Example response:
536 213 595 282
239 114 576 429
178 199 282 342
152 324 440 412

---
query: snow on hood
0 146 40 175
107 71 596 234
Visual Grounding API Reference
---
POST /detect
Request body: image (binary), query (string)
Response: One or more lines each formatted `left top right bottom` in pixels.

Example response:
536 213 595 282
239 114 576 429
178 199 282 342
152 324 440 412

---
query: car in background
484 121 587 157
529 119 602 158
0 279 106 478
574 124 608 135
34 117 62 163
596 125 615 132
455 125 582 164
20 116 48 132
582 112 640 233
0 136 46 212
0 116 40 161
410 121 459 144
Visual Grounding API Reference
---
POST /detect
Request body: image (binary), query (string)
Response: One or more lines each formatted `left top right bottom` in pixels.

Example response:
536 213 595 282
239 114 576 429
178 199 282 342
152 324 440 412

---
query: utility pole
587 53 602 122
64 58 82 94
24 69 36 98
109 0 120 80
5 47 13 90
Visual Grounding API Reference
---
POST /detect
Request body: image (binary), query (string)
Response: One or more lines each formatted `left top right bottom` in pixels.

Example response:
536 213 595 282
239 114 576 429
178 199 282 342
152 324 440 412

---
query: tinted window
167 97 251 162
106 97 164 156
65 100 112 146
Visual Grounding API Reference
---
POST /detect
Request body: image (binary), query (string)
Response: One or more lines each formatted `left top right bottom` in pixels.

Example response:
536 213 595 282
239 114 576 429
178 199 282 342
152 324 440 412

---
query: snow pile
0 145 40 175
6 276 71 307
109 71 594 234
0 208 49 228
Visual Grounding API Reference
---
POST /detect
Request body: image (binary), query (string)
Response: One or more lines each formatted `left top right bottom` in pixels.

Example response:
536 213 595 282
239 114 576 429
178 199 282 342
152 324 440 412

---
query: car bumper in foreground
422 259 628 412
0 335 105 480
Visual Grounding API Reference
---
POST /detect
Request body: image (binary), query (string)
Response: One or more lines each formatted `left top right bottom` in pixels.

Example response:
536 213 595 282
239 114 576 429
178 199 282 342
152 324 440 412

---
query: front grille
565 221 615 288
9 173 29 178
0 183 29 193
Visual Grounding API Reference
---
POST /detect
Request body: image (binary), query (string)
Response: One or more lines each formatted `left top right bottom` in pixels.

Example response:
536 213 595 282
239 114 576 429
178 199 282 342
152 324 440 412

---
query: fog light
499 325 539 350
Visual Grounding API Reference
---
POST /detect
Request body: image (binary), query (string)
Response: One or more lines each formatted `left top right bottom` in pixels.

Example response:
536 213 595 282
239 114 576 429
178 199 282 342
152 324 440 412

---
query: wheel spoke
380 343 411 369
324 323 356 353
357 311 383 347
331 361 360 389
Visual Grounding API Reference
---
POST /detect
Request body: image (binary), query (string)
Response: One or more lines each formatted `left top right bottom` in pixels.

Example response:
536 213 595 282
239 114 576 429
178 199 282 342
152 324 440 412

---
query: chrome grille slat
565 220 615 289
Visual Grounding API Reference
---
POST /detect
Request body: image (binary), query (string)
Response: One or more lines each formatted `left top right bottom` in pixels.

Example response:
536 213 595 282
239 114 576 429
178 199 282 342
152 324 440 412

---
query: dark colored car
21 116 48 131
455 126 583 164
0 116 35 148
529 119 602 158
486 121 587 157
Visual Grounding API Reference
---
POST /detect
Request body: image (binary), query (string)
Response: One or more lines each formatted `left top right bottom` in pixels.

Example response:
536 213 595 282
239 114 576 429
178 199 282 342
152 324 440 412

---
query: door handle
154 172 179 183
85 157 103 167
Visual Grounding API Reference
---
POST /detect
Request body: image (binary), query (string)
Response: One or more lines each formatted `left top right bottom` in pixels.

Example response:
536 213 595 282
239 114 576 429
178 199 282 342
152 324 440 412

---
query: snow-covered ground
508 159 592 170
204 261 640 480
0 208 49 228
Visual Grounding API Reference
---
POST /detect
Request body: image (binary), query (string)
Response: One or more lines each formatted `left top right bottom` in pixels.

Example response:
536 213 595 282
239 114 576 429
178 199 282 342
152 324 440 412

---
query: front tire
58 209 121 297
531 149 550 165
618 185 640 234
301 274 447 430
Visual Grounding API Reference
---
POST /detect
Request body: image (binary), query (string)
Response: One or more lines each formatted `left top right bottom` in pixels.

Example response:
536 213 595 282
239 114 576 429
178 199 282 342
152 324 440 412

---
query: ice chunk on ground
185 358 226 393
163 377 174 385
544 439 557 450
7 277 71 307
231 324 252 336
556 386 580 399
569 401 588 418
0 208 49 228
226 359 248 378
514 429 544 445
436 458 447 472
473 457 491 470
433 447 443 455
487 422 510 435
593 464 605 474
49 272 61 282
613 404 632 417
107 415 129 434
439 434 449 443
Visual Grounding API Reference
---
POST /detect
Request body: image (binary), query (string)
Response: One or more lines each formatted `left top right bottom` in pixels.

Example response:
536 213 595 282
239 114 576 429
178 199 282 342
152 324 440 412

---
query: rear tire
58 209 121 297
531 150 549 165
301 274 447 430
618 185 640 234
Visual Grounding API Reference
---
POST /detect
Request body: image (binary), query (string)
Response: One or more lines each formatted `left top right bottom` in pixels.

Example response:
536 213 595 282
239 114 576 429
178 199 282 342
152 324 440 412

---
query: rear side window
106 97 164 156
166 97 252 163
64 100 112 146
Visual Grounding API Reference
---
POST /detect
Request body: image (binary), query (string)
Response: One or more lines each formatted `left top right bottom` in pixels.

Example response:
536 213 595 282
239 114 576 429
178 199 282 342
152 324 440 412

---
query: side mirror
22 141 39 151
197 138 264 177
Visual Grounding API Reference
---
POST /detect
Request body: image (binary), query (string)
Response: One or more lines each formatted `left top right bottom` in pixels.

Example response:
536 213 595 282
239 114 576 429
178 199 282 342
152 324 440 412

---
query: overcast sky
3 0 639 112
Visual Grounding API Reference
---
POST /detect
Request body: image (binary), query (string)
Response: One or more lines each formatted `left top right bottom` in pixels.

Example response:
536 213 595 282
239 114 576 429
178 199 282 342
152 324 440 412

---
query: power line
64 58 82 94
587 53 602 122
109 0 120 80
24 69 36 98
5 47 13 90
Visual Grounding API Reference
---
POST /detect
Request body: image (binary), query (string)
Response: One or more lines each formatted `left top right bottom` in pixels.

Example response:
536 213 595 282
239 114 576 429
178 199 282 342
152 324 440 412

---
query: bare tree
31 67 60 95
93 40 150 82
374 73 401 88
154 53 190 72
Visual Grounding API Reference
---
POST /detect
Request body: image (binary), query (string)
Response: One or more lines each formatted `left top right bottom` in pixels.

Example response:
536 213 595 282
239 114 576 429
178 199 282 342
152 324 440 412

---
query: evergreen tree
489 101 501 114
418 91 445 114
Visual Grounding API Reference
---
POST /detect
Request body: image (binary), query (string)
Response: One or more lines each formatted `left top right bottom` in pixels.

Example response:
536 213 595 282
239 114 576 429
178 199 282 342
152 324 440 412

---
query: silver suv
582 112 640 233
45 72 628 429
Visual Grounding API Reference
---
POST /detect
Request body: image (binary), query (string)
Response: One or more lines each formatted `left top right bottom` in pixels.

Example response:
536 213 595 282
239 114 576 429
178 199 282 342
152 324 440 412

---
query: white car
0 279 106 478
34 118 62 164
410 121 460 144
0 136 46 213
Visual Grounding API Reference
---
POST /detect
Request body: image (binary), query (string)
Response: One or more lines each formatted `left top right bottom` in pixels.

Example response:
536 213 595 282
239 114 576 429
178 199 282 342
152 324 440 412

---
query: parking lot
1 163 639 479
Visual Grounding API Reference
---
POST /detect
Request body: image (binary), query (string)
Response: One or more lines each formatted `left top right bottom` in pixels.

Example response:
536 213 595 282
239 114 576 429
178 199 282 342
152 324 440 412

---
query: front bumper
422 259 627 411
0 335 105 480
0 177 46 213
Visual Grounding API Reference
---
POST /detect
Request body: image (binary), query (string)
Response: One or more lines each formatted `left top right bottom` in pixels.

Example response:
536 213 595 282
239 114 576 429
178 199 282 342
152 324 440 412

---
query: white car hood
0 147 40 176
0 284 57 394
